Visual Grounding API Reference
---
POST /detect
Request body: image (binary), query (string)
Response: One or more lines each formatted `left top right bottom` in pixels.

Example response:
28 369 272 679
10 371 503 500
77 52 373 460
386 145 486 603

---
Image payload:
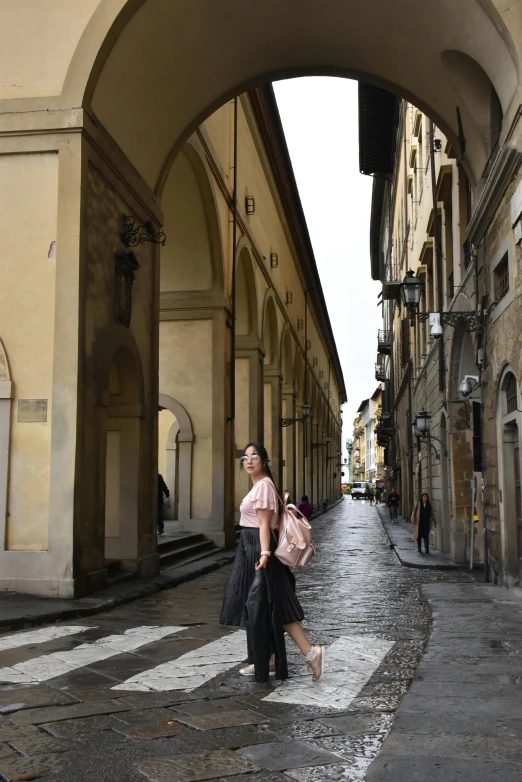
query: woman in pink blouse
220 442 324 681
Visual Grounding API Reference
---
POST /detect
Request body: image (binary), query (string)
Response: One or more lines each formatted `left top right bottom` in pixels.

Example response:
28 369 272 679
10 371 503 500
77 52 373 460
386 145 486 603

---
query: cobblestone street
0 501 480 781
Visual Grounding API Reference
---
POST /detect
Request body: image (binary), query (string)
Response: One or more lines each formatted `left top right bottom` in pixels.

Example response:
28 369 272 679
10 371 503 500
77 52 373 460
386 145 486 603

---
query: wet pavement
0 499 488 781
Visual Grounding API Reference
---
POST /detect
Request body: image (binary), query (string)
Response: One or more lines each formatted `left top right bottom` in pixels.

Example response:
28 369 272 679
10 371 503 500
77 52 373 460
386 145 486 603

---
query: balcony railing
377 329 392 355
382 262 402 301
375 355 386 381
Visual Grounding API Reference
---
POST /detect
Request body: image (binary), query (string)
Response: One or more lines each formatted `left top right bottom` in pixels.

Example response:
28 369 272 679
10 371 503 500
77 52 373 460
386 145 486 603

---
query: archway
51 0 519 192
158 394 194 528
159 140 231 546
497 368 522 586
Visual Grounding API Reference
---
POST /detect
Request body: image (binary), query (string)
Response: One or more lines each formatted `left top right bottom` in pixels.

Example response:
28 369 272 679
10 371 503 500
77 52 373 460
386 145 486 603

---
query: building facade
364 89 522 585
0 84 345 597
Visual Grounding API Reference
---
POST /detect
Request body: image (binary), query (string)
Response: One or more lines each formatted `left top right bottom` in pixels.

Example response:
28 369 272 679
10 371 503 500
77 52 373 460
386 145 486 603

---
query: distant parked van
351 481 371 500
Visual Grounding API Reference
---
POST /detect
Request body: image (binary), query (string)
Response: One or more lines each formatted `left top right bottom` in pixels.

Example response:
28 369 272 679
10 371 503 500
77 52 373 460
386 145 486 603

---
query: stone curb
375 504 462 570
0 550 236 633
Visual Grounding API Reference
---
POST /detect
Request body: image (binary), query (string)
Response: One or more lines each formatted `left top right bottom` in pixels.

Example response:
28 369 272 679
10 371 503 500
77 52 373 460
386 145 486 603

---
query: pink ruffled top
239 477 279 529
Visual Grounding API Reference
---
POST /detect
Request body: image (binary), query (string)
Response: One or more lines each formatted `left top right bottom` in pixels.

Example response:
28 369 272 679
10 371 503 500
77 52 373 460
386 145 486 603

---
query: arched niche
160 143 223 294
158 393 193 526
58 0 519 189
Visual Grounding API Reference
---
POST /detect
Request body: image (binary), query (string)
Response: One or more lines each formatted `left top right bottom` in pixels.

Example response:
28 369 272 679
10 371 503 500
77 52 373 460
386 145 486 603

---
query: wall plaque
18 399 48 423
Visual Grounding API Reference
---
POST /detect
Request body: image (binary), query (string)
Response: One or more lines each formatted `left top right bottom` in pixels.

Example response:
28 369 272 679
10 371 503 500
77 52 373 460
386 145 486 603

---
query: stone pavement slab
376 504 460 569
237 740 344 770
365 581 522 781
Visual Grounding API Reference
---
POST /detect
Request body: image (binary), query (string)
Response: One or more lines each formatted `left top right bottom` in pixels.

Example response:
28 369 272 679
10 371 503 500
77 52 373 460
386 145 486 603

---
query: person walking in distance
387 487 400 522
411 492 437 554
368 487 375 505
297 495 313 521
157 473 169 536
220 443 324 681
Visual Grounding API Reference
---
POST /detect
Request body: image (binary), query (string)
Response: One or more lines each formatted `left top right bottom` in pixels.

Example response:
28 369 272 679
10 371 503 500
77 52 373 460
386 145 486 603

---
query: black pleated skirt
220 528 304 627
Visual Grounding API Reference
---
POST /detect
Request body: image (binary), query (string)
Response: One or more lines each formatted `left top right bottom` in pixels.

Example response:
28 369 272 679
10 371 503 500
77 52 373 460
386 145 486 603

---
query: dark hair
301 495 309 502
242 442 281 511
420 492 430 504
241 442 275 482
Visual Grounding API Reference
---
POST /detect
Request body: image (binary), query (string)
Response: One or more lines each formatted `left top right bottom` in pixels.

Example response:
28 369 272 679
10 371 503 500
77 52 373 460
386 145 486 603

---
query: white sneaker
239 660 276 677
306 645 325 681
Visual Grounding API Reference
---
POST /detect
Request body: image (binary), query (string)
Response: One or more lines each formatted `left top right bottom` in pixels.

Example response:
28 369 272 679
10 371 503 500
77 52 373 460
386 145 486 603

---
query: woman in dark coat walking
411 492 437 554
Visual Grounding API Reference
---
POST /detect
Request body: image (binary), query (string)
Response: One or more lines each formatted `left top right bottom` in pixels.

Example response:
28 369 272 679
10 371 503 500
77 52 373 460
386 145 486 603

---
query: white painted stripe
263 635 394 710
0 626 89 652
112 629 247 692
0 626 185 684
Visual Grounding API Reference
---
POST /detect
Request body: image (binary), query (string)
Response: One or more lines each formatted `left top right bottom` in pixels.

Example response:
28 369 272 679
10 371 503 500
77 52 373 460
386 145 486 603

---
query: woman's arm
255 509 273 570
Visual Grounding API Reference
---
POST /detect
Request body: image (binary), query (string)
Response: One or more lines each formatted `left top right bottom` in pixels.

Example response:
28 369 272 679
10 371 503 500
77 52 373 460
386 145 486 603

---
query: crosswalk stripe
262 635 394 709
0 626 185 684
112 630 247 692
0 626 89 652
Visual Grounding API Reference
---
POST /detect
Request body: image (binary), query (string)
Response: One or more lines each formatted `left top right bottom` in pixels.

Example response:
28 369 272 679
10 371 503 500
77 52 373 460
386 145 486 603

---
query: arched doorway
158 394 194 529
498 369 522 586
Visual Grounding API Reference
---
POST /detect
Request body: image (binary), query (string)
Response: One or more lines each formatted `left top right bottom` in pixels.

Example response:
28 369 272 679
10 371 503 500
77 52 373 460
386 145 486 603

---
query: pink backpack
273 491 316 567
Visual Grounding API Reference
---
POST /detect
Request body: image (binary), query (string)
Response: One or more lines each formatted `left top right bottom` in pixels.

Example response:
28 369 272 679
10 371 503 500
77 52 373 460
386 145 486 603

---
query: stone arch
95 325 145 406
496 365 522 586
442 50 508 166
55 0 520 189
160 141 224 294
158 394 193 525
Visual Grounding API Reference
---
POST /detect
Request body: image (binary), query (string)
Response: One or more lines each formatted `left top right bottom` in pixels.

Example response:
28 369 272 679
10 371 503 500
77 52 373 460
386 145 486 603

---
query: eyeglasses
240 454 260 464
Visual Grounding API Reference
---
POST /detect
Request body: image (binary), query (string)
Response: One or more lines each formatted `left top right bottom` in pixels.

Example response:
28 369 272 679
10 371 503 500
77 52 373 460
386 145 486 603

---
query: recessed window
494 252 509 302
506 373 518 414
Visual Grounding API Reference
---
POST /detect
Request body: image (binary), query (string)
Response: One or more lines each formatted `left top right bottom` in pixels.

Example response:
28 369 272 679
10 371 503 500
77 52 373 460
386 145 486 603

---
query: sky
274 77 382 454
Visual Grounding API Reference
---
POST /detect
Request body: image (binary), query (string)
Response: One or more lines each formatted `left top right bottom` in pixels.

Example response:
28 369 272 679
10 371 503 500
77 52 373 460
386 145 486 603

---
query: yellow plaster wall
0 0 100 99
160 151 212 292
159 319 212 519
0 153 58 550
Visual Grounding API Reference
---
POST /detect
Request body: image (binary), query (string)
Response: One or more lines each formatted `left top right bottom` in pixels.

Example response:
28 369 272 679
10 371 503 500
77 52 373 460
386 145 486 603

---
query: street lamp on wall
400 270 483 334
280 402 311 427
401 269 422 312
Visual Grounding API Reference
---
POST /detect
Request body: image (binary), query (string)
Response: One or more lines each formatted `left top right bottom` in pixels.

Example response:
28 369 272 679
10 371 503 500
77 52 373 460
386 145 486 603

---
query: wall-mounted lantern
286 291 293 305
270 252 279 268
245 195 255 215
